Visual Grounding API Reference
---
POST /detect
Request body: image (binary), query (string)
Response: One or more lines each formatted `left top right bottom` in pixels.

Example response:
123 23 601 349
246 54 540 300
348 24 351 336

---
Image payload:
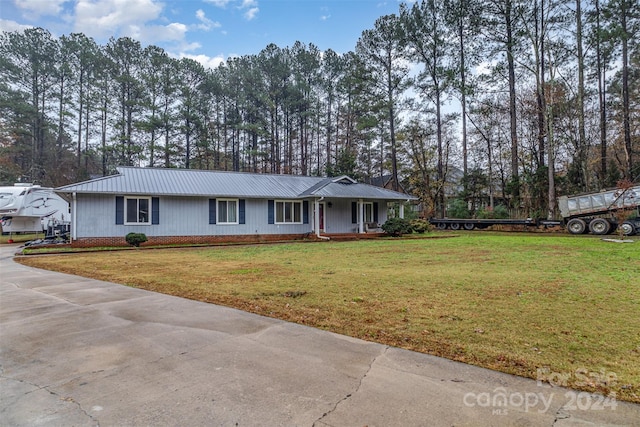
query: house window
275 201 302 224
125 197 150 224
218 199 238 224
363 202 374 223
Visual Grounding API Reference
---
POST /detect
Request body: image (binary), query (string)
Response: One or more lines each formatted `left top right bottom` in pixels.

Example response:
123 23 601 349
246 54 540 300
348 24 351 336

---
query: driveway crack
551 407 570 426
1 374 100 426
312 346 388 427
61 395 101 427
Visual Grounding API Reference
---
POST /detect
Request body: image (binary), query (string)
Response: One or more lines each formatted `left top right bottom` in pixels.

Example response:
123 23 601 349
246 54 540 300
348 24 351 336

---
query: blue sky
0 0 408 68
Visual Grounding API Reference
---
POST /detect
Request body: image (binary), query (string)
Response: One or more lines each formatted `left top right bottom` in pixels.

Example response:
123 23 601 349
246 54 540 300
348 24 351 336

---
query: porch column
358 198 364 233
399 203 405 219
314 198 321 237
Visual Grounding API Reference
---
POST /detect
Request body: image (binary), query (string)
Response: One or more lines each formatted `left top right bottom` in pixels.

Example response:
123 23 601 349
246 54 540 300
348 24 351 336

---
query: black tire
436 222 448 230
566 218 587 235
450 223 461 230
589 218 611 235
619 221 636 236
463 223 475 230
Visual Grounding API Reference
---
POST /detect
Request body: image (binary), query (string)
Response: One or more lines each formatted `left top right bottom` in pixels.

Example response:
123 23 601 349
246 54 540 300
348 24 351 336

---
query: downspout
315 197 330 240
72 192 77 242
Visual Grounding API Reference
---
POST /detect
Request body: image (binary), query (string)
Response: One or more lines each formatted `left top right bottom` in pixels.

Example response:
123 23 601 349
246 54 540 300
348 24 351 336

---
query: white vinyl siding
75 195 384 238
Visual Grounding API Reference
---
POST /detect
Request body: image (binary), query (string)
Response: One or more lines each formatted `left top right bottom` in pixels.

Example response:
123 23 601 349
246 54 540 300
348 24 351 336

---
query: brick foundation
71 233 312 248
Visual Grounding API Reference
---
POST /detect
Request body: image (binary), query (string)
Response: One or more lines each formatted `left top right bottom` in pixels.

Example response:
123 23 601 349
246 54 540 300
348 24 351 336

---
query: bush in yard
382 217 413 237
410 219 432 234
477 204 510 219
126 232 147 247
447 198 470 218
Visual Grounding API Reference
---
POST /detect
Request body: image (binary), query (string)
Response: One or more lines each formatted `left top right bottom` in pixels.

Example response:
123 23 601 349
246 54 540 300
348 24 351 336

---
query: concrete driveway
1 244 639 426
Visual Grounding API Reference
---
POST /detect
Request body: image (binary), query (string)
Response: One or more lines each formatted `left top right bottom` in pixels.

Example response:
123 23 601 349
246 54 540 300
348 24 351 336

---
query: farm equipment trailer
429 184 640 236
428 217 562 231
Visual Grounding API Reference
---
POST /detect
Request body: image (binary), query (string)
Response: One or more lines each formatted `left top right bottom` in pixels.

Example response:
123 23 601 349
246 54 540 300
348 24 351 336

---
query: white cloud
74 0 163 39
319 6 330 22
15 0 68 17
203 0 231 7
0 19 32 32
202 0 259 20
244 7 259 21
132 22 189 45
195 9 221 31
178 41 202 52
179 53 225 69
238 0 259 20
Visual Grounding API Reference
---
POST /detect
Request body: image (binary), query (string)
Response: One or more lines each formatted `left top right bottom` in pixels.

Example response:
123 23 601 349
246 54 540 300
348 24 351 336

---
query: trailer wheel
566 218 587 234
463 223 475 230
436 222 448 230
589 218 611 235
450 223 461 230
619 221 636 236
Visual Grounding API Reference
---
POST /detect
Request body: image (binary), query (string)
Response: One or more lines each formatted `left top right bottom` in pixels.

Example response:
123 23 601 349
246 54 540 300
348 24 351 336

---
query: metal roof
56 167 416 201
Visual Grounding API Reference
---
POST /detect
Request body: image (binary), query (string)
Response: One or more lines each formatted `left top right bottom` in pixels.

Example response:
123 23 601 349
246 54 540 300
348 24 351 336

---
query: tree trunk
458 15 468 178
506 0 520 202
387 53 399 192
595 0 608 185
576 0 587 189
535 0 546 168
436 87 444 217
620 3 632 178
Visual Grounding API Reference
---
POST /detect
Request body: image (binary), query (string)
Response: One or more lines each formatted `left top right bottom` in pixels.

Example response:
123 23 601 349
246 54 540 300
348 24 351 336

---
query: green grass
1 232 44 244
16 233 640 402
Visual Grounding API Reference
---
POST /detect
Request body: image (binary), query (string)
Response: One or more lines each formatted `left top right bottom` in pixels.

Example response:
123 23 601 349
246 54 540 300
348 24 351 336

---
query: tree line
0 0 638 218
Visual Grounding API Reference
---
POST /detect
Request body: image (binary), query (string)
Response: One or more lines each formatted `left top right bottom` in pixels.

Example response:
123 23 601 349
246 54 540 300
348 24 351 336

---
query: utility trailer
0 184 70 235
429 184 640 236
558 184 640 235
428 218 562 231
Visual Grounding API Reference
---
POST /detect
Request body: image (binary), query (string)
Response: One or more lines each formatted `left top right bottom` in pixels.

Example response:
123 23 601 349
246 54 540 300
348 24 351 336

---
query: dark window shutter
116 196 124 224
152 197 160 224
351 202 357 224
239 199 246 224
303 201 309 224
268 200 274 224
209 199 216 224
373 202 379 222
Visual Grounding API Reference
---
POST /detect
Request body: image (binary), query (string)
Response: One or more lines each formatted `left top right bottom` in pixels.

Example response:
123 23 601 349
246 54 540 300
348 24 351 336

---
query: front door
318 203 325 231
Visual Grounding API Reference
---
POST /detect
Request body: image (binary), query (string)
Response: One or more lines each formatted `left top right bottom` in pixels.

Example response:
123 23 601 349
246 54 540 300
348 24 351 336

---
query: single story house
56 167 417 247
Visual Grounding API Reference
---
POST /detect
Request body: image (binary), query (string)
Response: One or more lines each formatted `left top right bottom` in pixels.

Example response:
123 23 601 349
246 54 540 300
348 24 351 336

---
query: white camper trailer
0 184 70 234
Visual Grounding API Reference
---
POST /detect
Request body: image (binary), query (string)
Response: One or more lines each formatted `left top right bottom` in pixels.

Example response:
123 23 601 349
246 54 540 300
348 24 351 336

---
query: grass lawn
15 233 640 402
1 232 44 244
